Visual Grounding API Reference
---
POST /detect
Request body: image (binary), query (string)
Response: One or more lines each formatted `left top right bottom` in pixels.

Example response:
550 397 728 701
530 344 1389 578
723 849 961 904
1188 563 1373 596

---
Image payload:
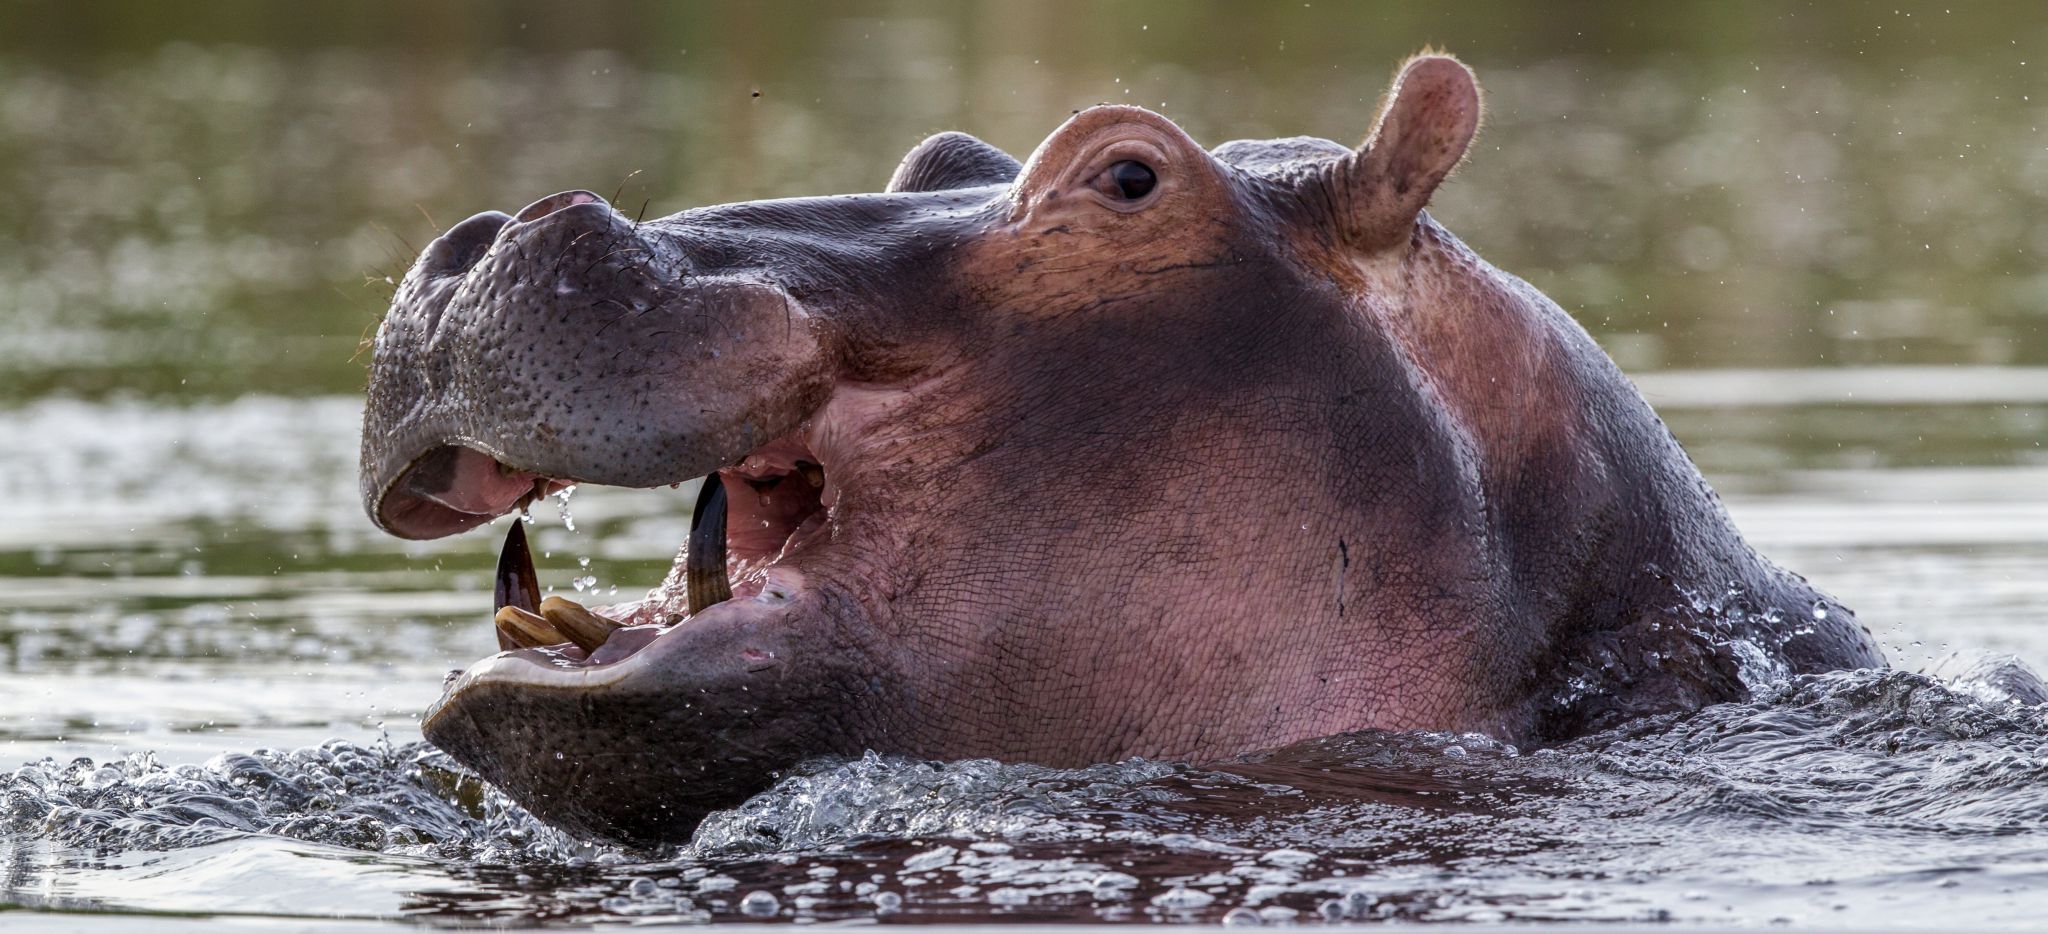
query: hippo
359 55 1884 845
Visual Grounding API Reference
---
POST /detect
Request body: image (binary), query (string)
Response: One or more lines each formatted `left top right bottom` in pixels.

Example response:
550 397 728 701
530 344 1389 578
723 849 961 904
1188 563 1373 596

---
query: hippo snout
359 182 837 542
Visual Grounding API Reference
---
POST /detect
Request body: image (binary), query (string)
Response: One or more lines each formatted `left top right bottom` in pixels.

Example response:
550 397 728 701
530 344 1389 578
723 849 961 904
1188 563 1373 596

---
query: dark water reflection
3 1 2048 927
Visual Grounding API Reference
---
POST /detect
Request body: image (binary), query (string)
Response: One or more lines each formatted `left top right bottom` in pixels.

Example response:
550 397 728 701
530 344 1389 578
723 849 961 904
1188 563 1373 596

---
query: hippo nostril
422 210 513 276
513 190 609 224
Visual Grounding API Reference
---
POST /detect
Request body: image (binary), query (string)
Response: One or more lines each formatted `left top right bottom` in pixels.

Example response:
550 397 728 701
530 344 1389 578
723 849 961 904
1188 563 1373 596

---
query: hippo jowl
359 54 1884 845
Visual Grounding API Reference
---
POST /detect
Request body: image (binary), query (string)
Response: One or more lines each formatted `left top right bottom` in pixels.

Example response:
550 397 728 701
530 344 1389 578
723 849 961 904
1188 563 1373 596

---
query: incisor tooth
495 605 566 649
540 595 622 654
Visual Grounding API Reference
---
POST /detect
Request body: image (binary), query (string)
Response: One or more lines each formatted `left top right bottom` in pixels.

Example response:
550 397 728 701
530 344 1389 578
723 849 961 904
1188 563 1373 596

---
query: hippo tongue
687 477 734 614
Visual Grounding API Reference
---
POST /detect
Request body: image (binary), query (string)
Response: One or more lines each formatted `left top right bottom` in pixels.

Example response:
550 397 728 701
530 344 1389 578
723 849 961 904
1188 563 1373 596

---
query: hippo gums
359 55 1884 844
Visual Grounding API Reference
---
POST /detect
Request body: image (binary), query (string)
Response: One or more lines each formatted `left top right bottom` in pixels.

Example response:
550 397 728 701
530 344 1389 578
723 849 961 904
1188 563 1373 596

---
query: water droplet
554 486 578 532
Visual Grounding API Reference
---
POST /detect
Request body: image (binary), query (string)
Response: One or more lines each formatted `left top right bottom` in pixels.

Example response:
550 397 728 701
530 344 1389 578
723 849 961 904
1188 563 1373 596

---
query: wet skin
359 56 1885 845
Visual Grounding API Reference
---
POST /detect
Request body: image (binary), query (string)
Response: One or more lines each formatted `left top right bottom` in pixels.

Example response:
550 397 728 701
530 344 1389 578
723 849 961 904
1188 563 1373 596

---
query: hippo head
361 54 1878 845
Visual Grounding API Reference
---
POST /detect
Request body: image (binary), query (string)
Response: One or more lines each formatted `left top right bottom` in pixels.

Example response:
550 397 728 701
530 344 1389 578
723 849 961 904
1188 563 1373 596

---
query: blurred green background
3 1 2044 400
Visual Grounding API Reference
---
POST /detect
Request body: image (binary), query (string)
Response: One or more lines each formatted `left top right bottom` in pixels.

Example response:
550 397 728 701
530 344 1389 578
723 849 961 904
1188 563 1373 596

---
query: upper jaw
373 444 573 540
359 191 838 540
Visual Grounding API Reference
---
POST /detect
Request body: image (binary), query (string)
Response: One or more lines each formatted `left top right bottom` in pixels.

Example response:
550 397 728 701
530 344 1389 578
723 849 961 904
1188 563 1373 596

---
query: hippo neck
1366 217 1856 736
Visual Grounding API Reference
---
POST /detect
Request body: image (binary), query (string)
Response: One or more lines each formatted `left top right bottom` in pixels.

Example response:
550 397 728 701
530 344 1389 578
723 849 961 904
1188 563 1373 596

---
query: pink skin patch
421 447 550 516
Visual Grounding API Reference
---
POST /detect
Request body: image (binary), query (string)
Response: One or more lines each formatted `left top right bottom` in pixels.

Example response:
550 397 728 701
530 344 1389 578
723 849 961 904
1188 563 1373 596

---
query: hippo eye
1092 160 1158 202
1110 161 1156 199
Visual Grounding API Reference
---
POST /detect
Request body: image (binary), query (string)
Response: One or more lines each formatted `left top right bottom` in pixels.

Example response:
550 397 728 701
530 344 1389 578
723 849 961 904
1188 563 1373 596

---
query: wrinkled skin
359 56 1885 845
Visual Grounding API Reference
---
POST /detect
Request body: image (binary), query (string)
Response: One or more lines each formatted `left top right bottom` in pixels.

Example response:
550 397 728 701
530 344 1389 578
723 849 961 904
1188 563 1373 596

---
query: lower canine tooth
540 595 621 653
687 476 734 614
492 522 542 651
495 606 566 648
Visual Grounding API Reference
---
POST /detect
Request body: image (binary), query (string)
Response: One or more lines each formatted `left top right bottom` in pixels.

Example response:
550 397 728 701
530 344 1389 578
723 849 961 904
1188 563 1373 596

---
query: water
4 2 2048 927
7 670 2048 925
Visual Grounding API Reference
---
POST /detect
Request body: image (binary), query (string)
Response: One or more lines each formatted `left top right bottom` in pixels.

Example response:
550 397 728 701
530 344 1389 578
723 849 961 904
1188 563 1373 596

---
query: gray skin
359 56 1885 845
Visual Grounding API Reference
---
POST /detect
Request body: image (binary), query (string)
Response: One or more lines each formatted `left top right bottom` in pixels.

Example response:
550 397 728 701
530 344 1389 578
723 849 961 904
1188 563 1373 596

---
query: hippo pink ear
1323 54 1480 251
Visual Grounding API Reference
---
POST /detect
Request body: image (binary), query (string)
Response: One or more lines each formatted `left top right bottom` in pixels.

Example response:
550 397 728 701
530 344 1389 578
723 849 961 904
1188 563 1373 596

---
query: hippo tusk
492 521 543 650
687 476 733 615
494 605 567 649
540 595 623 654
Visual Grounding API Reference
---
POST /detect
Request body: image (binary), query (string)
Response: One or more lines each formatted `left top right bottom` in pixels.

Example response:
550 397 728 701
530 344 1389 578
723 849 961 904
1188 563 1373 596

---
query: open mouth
421 432 834 672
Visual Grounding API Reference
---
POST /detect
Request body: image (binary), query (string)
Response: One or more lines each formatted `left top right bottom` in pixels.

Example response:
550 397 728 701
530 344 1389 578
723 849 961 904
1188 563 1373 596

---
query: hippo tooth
492 521 543 650
540 596 622 653
494 605 567 649
687 476 734 615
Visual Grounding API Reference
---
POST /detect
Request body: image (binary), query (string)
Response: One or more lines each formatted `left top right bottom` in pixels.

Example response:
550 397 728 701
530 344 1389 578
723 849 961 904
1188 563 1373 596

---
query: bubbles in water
1222 905 1263 925
1092 871 1139 895
902 845 957 871
1151 886 1216 911
738 890 779 916
1262 848 1316 867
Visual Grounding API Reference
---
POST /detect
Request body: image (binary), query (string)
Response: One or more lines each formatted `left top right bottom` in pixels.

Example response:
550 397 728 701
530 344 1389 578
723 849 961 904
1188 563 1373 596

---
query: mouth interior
431 433 830 672
720 436 832 591
382 445 570 539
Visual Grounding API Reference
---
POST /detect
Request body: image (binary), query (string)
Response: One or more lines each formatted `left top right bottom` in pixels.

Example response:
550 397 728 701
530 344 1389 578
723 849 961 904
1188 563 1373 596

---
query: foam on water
5 667 2047 926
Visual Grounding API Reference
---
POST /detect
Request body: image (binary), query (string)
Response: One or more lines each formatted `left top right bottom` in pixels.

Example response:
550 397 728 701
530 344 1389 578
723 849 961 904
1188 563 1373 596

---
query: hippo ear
1322 54 1481 251
887 132 1023 193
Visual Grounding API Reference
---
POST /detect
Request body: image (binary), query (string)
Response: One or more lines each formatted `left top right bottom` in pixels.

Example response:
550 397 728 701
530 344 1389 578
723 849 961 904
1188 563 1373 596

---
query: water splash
4 669 2048 925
